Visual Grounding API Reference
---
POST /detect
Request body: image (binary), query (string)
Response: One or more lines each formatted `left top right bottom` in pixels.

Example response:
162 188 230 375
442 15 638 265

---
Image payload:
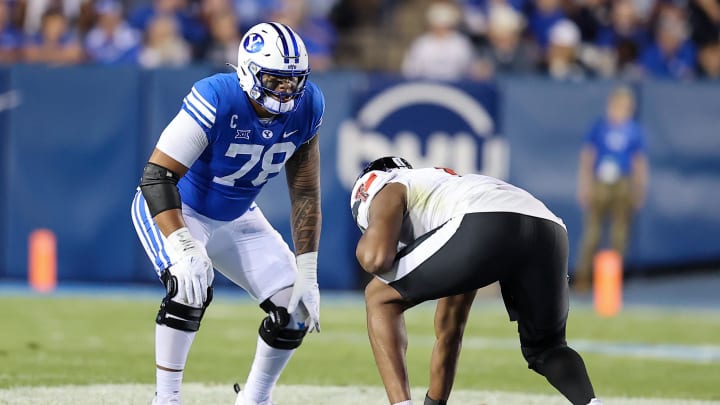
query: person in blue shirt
84 0 141 65
574 86 648 292
127 0 207 56
0 1 22 64
130 22 324 405
640 6 696 80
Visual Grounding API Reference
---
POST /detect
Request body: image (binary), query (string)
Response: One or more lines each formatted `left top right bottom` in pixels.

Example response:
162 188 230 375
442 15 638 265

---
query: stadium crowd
0 0 717 80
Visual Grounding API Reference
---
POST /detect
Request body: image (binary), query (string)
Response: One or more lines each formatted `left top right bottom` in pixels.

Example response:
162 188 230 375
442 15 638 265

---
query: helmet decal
244 33 265 53
267 22 299 64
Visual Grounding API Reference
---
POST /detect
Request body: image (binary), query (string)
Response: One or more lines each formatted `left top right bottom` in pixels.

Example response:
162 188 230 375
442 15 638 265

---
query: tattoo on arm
285 135 322 255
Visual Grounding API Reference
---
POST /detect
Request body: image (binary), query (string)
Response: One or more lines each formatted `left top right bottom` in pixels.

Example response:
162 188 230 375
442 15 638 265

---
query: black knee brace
523 343 571 374
520 327 567 372
258 299 307 350
156 269 213 332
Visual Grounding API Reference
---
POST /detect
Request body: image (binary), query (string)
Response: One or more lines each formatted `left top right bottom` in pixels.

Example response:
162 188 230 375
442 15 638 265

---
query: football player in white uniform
350 157 602 405
131 22 323 405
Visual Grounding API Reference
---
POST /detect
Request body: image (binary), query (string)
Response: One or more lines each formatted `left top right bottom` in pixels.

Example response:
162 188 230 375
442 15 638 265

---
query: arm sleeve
156 109 209 168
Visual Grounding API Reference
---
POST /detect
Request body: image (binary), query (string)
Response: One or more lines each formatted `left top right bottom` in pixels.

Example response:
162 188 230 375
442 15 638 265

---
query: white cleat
233 383 274 405
587 399 603 405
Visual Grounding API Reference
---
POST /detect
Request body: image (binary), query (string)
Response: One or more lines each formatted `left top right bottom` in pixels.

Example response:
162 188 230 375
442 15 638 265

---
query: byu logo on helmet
244 33 264 53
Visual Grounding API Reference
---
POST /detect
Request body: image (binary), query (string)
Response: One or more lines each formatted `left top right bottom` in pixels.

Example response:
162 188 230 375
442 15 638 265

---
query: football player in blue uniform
130 22 323 405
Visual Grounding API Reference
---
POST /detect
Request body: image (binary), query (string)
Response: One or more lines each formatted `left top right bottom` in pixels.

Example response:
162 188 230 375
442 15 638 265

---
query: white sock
242 336 295 403
156 368 183 401
393 401 413 405
155 324 197 399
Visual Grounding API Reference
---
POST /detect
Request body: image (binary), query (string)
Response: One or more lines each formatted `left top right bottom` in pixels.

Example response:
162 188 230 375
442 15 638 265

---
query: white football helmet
236 22 310 114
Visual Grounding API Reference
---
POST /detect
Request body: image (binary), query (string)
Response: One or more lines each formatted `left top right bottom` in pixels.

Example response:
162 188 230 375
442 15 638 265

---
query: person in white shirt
350 156 602 405
401 1 478 81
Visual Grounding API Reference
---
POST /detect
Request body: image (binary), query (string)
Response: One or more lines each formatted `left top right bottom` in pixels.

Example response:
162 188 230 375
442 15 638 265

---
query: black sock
424 392 447 405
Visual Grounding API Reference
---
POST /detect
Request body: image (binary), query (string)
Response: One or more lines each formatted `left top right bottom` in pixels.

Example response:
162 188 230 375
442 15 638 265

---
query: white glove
287 252 321 333
166 227 214 306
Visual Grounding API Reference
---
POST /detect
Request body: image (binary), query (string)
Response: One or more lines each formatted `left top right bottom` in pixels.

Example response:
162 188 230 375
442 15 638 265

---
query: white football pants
131 191 296 303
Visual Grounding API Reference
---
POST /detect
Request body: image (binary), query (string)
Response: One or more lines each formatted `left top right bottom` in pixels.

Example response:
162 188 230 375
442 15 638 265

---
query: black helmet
358 156 413 179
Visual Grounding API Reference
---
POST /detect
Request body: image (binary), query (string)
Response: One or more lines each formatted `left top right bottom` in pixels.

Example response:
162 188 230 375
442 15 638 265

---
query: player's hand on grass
167 227 214 306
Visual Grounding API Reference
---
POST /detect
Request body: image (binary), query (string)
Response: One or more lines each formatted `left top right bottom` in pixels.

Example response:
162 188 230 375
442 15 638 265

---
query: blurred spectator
16 0 84 35
202 12 240 67
566 0 611 44
585 0 648 77
574 86 648 292
541 19 589 80
0 1 22 64
328 0 388 70
401 1 479 81
688 0 720 78
196 0 240 65
271 0 336 72
329 0 385 34
476 4 536 78
23 9 84 65
199 0 236 21
459 0 530 44
233 0 280 31
138 14 191 68
697 39 720 79
306 0 339 16
528 0 566 49
127 0 207 58
640 5 696 79
688 0 720 47
631 0 657 23
84 0 142 64
596 0 649 51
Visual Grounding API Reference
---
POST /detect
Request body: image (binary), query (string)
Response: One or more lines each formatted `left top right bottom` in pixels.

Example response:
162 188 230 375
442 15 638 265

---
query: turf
2 292 719 401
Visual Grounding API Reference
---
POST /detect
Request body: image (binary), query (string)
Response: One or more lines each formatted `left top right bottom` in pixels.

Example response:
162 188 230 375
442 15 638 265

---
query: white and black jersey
351 167 572 347
351 167 565 277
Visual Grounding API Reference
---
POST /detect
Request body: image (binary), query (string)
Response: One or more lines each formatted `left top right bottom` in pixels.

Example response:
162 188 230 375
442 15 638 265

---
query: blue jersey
584 117 646 178
178 73 324 221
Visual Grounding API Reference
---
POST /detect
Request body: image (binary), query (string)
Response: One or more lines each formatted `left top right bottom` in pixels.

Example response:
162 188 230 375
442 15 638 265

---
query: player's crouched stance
351 157 603 405
131 22 323 405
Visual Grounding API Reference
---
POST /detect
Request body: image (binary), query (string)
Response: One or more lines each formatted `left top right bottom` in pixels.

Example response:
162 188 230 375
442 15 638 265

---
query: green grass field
2 290 720 404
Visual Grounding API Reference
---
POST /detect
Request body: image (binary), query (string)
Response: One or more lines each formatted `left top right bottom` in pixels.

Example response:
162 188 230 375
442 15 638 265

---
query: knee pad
522 343 566 373
521 328 568 372
156 269 213 332
258 298 307 350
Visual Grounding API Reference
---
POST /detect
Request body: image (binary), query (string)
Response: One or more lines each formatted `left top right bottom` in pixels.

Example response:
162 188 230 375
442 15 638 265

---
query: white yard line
1 384 718 405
